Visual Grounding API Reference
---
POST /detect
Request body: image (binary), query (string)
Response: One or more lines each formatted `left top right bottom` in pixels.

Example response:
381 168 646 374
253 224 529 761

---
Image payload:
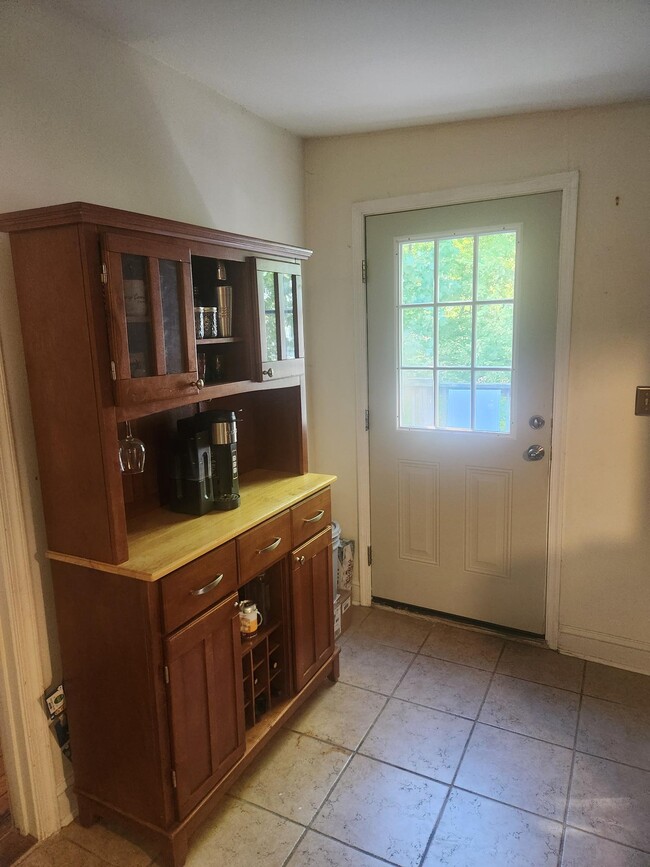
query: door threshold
371 596 545 643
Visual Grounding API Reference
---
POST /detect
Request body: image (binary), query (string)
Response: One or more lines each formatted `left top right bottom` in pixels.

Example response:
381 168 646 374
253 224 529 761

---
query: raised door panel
51 564 174 828
291 528 335 691
9 226 128 563
102 233 200 406
165 592 245 819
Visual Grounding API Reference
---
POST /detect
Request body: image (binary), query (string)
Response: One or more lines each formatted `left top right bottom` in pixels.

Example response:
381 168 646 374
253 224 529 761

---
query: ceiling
56 0 650 137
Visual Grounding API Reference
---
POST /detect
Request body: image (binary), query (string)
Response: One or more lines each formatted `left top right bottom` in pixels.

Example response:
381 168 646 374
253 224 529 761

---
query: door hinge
367 545 372 566
361 260 367 283
171 769 177 789
100 263 108 285
364 409 370 431
164 665 169 685
110 361 117 381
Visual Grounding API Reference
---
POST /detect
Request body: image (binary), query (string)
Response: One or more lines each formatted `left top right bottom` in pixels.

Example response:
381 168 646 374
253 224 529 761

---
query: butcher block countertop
47 470 336 581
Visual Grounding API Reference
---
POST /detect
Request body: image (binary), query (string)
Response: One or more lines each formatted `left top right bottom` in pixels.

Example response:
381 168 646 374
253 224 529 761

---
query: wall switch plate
634 387 650 416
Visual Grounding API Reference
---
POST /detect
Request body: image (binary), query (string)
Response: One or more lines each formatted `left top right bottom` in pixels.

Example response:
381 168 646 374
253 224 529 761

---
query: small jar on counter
239 600 262 637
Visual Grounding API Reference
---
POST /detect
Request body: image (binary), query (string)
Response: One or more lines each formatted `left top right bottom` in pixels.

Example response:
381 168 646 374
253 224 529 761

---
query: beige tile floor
16 606 650 867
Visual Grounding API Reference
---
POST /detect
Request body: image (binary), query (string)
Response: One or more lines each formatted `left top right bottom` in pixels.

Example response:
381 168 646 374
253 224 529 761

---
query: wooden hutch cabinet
0 203 337 867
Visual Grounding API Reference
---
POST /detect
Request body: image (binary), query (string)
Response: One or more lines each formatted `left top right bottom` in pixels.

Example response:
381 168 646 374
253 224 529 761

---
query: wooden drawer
237 510 291 585
291 488 331 549
161 541 238 634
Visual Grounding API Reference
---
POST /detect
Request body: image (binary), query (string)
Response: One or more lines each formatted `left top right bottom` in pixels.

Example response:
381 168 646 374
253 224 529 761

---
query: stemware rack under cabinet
241 621 288 728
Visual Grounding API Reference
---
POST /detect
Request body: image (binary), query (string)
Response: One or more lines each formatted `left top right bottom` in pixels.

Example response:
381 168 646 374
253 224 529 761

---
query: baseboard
558 625 650 675
57 776 76 827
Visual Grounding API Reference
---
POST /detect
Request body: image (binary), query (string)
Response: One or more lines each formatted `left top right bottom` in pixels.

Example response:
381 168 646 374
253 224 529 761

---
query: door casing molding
351 171 579 647
0 333 61 838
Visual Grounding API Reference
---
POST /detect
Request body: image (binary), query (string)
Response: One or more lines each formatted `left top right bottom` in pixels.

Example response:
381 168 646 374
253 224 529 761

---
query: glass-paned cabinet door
254 258 304 380
102 233 201 406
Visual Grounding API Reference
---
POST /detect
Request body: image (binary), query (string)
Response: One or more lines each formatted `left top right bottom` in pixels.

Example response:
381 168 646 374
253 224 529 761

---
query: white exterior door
366 193 562 634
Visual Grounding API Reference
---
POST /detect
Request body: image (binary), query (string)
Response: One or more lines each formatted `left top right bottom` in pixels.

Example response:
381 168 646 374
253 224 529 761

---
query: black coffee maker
168 430 214 516
176 410 240 511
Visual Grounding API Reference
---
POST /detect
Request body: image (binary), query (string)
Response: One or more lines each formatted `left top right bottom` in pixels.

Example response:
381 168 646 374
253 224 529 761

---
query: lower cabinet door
165 591 245 818
291 527 335 691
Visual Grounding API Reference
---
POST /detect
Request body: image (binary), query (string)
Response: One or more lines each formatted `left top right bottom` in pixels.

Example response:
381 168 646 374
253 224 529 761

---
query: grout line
557 659 587 866
416 639 509 867
415 650 503 674
448 784 565 826
336 676 410 699
468 717 576 750
573 748 650 773
228 791 308 829
491 669 583 695
283 825 402 866
282 632 430 866
562 822 650 856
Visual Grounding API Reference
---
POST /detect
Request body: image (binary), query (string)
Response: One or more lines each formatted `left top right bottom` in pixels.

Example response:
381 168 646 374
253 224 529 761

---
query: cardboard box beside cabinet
333 594 341 638
337 539 354 592
339 589 352 634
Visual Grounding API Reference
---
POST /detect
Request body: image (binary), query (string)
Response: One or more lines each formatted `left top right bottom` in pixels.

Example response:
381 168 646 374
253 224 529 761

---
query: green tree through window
399 230 516 432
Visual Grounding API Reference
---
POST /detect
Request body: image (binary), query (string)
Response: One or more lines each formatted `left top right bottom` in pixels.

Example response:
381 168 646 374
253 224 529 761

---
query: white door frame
351 172 579 647
0 333 60 838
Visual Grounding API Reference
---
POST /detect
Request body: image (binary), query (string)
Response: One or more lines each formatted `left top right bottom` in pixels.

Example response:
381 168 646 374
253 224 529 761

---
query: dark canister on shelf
194 306 205 339
204 306 219 338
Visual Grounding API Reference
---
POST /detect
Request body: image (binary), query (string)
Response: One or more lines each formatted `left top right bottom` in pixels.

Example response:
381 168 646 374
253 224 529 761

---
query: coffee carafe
209 411 240 510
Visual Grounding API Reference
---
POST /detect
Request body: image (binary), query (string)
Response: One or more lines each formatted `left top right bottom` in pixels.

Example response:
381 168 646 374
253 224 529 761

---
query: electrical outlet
635 387 650 416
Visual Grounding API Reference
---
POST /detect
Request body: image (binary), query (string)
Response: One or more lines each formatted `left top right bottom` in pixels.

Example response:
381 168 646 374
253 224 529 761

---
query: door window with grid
398 229 518 433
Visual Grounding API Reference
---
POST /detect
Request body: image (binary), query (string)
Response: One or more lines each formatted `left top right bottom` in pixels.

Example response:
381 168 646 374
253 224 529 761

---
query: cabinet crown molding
0 202 312 262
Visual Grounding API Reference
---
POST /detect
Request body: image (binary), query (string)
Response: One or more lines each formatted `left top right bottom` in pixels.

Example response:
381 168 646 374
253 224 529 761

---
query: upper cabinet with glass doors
102 233 201 406
254 259 304 380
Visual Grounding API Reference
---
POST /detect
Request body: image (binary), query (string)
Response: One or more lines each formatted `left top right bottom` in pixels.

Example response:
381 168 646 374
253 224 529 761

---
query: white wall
0 0 303 827
304 102 650 673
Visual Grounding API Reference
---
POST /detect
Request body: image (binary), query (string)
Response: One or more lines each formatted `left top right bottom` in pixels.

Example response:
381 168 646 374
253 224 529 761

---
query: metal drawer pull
257 537 282 554
303 509 325 524
191 574 224 596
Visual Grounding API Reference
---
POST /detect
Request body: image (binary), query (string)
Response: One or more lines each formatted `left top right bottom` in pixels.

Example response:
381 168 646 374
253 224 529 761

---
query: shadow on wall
559 403 650 648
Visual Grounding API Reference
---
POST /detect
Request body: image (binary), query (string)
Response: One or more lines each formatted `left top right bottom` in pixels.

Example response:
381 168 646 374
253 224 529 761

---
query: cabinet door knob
191 378 205 390
257 536 282 554
296 555 305 565
262 367 274 378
